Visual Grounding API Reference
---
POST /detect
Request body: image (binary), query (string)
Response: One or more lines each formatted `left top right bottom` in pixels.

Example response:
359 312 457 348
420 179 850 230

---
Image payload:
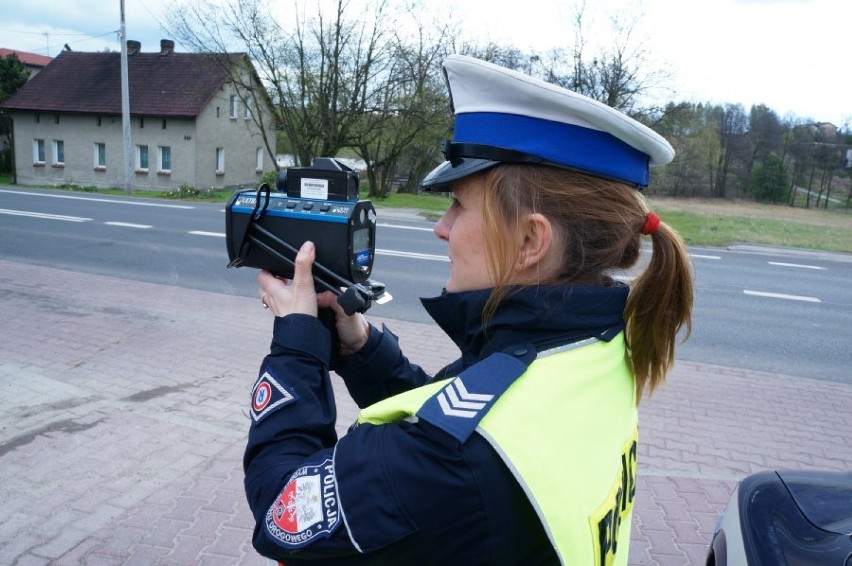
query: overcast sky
2 0 848 127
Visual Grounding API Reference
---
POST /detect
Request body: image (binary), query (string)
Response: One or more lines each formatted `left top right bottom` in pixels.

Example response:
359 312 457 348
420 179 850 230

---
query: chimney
160 39 175 56
127 40 141 55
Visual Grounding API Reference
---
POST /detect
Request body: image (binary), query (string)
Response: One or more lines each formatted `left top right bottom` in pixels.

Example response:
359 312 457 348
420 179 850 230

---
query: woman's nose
433 208 453 241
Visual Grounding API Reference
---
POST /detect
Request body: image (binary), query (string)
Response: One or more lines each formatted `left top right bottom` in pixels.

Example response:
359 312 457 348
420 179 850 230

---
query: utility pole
119 0 133 194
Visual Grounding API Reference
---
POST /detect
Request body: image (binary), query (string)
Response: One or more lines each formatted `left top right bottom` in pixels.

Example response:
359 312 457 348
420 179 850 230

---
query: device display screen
353 228 370 252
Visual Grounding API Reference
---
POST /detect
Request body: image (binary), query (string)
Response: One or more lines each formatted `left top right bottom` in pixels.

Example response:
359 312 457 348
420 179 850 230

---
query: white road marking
104 222 151 229
375 249 449 262
768 261 826 270
190 231 226 238
743 290 821 303
0 208 91 222
378 223 434 232
0 189 195 209
690 254 722 260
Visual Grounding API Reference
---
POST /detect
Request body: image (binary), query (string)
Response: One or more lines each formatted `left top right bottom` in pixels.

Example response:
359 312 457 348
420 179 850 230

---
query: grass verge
648 198 852 254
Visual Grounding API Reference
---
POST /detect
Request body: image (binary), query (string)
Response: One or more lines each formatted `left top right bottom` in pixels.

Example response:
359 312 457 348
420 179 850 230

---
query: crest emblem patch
265 459 340 548
250 370 296 423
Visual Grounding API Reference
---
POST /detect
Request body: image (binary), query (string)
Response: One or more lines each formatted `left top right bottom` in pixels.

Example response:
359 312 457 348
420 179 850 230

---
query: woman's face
433 177 493 292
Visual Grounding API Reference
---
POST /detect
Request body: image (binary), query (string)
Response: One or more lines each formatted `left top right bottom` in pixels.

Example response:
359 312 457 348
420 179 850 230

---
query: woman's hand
317 291 370 356
257 241 318 318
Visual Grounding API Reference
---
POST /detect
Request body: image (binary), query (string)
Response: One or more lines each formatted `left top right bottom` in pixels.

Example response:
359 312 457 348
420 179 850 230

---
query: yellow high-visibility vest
358 333 637 565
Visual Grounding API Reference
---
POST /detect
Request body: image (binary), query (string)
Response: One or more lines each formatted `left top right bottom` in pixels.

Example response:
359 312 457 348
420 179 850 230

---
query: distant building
1 40 275 191
814 122 838 139
0 48 53 79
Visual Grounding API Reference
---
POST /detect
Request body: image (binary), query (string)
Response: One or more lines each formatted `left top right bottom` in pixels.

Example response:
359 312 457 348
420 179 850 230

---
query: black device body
225 158 380 314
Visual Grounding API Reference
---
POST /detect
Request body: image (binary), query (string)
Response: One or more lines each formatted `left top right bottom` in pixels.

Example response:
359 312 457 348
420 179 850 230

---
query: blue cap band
453 112 651 186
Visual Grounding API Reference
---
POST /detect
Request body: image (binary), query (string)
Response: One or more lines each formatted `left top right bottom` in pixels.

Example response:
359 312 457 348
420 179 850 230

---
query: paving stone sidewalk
1 259 849 565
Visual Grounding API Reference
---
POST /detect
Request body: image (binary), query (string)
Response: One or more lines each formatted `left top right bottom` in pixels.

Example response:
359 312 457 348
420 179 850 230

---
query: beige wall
10 77 274 191
10 112 198 191
195 83 275 190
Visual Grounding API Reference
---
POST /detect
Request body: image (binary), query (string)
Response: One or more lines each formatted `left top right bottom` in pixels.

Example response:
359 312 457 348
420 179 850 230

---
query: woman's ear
517 212 555 271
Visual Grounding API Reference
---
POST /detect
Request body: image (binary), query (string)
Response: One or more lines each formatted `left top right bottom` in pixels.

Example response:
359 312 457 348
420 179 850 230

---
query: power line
2 29 119 56
0 27 115 37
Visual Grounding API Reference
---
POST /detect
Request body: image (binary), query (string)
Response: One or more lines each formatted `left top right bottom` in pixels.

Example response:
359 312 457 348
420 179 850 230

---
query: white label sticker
300 178 329 200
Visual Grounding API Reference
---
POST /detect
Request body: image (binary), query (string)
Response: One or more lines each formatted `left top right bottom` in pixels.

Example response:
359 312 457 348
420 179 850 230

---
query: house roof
0 48 53 68
1 49 247 118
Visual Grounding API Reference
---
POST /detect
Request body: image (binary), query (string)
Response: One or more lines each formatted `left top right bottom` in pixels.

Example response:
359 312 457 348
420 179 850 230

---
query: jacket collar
420 284 628 367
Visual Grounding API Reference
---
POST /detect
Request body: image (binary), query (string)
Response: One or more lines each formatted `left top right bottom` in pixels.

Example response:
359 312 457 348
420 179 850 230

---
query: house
814 122 838 139
1 40 275 191
0 48 53 79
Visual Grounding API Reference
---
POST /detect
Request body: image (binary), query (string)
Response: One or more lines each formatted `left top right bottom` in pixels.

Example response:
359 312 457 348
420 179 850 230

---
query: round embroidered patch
253 382 272 413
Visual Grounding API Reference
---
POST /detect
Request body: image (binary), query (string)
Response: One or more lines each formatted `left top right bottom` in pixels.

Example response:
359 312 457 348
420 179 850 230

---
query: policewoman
246 55 693 565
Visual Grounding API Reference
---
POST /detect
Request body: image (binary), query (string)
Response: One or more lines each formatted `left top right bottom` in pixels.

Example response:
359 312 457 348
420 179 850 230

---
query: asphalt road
2 186 850 384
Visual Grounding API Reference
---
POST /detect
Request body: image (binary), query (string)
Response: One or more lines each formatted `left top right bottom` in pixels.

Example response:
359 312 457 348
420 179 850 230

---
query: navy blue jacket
244 285 628 565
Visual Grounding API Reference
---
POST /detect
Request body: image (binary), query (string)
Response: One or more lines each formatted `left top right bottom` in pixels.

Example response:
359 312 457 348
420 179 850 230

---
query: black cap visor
420 157 500 191
420 141 558 191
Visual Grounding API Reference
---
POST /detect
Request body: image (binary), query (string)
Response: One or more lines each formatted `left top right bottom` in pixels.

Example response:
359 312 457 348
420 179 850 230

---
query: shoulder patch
251 370 297 423
416 352 530 443
265 458 340 548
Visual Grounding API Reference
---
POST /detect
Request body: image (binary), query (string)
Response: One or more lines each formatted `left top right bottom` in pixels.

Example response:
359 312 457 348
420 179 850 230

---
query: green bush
750 153 790 203
260 170 278 188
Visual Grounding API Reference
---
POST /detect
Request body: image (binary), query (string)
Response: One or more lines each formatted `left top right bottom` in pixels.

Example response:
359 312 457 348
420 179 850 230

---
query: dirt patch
646 197 852 229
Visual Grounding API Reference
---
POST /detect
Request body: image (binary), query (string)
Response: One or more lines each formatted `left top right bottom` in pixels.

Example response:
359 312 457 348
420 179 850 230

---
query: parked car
706 470 852 565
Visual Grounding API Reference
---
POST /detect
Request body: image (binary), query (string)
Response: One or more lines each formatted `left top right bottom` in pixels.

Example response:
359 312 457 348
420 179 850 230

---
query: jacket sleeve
243 314 337 525
333 323 433 407
242 314 488 564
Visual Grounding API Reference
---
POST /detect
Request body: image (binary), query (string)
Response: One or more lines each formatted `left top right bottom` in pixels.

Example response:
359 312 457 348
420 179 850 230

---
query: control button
302 203 314 211
320 204 331 212
286 201 297 209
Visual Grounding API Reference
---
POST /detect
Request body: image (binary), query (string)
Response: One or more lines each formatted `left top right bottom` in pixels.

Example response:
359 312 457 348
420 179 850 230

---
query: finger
258 270 273 290
292 241 316 292
317 291 340 311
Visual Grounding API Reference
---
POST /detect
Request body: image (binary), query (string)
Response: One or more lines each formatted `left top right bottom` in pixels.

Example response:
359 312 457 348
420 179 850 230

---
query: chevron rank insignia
437 379 493 418
251 370 297 423
416 352 529 443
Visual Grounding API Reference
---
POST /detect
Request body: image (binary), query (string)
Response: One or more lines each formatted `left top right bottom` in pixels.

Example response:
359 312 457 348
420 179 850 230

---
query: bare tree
168 0 287 169
710 104 749 198
169 0 396 167
538 1 671 119
355 15 454 197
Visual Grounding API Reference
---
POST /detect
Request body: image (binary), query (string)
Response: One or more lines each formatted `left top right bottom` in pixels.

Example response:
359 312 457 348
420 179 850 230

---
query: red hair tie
641 212 660 235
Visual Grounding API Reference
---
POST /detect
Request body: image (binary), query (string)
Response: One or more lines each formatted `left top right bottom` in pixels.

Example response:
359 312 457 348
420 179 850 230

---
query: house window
256 148 263 172
244 99 251 120
136 145 149 172
97 116 102 127
52 140 65 166
216 147 225 175
158 146 171 173
94 142 106 169
162 119 167 129
229 95 237 118
33 139 45 164
54 114 60 124
35 114 40 124
139 117 145 128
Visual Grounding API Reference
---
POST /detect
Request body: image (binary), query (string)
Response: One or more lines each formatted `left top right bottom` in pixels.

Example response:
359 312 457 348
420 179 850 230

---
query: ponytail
624 221 693 399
